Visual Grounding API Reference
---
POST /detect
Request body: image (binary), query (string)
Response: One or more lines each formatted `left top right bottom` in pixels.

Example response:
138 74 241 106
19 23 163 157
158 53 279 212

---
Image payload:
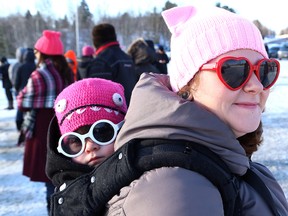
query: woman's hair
237 122 263 157
178 73 263 157
37 53 74 85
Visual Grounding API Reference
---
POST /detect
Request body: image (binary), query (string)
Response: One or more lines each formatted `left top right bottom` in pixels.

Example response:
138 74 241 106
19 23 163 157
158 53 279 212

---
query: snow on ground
0 94 48 215
0 60 288 216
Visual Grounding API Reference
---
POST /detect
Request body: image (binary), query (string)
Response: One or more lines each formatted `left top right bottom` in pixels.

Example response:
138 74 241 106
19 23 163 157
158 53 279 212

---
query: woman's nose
243 72 263 93
84 138 100 153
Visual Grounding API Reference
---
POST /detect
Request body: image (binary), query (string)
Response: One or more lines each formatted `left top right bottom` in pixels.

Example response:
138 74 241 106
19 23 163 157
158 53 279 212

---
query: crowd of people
0 4 288 216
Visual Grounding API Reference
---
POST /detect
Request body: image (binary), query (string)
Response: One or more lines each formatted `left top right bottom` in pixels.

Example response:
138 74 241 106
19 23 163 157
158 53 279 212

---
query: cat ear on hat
43 30 61 38
161 6 197 36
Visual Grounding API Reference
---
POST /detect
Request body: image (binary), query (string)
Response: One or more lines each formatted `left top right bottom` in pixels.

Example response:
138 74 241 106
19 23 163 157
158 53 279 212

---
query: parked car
268 45 280 58
278 43 288 60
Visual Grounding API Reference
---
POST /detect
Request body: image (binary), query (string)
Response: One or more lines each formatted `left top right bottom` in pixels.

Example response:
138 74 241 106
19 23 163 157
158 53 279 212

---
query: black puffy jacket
14 49 36 93
85 44 137 105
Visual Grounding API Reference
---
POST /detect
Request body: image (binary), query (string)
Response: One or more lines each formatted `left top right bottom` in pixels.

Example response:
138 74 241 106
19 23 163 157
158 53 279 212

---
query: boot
5 101 14 110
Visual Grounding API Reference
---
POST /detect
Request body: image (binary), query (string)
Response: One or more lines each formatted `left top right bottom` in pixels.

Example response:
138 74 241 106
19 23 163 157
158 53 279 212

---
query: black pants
4 87 13 101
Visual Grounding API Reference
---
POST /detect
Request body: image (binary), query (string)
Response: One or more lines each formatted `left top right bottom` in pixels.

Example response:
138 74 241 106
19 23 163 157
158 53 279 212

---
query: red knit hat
54 78 127 134
34 30 64 55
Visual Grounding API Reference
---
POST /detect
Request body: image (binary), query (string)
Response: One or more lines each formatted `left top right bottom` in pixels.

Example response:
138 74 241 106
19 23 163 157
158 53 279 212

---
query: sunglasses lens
259 60 279 88
92 122 115 143
221 59 250 89
61 135 83 156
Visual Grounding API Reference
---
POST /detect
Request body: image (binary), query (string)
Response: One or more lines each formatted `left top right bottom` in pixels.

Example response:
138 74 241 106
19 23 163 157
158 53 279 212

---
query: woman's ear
178 85 193 101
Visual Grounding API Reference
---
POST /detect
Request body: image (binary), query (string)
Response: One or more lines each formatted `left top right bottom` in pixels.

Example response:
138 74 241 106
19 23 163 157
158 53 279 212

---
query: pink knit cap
54 78 127 134
82 45 95 56
34 30 64 55
162 6 268 92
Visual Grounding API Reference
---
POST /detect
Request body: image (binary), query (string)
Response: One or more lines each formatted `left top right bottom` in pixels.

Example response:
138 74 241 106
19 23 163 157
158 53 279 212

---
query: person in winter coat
14 48 36 95
17 30 74 213
127 38 160 81
0 57 14 109
46 78 127 190
77 45 94 80
104 5 288 216
64 49 78 81
43 5 288 216
8 47 26 87
14 48 36 145
85 23 137 106
155 45 170 74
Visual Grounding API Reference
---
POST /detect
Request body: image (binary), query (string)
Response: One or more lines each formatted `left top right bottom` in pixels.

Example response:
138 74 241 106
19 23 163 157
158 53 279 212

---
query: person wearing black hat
85 23 137 106
0 57 14 109
155 45 170 74
127 38 160 81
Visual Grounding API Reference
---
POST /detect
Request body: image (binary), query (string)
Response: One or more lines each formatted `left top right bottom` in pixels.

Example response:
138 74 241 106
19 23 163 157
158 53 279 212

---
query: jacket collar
95 41 119 56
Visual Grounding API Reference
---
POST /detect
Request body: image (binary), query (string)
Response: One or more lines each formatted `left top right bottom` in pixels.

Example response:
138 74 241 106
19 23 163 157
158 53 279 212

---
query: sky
0 0 287 34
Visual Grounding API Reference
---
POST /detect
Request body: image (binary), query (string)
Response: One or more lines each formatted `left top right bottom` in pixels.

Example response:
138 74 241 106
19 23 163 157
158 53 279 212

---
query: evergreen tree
78 0 93 29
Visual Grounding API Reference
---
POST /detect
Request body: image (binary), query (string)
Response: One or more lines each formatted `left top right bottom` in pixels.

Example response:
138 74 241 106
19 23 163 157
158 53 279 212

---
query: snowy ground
0 97 48 214
0 60 288 216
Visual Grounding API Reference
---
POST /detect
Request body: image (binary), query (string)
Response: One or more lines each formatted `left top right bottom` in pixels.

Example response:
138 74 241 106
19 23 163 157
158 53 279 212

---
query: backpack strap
134 139 241 216
242 168 280 216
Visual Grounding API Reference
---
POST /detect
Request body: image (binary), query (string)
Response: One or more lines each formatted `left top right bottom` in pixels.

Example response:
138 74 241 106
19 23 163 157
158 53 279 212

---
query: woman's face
192 49 270 138
34 49 40 61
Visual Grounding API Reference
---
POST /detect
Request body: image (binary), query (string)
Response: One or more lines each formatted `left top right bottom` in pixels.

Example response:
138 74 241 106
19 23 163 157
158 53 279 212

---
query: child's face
70 125 114 167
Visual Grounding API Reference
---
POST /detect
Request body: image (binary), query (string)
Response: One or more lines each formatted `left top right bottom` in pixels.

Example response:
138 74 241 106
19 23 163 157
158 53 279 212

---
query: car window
270 47 279 51
280 45 288 51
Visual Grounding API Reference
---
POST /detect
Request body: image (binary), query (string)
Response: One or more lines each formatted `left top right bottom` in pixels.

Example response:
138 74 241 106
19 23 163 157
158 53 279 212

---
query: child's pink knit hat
54 78 127 134
34 30 64 55
162 5 268 92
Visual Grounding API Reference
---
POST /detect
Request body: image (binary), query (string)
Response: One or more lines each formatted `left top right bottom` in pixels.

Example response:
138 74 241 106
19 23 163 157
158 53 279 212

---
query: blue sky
0 0 286 34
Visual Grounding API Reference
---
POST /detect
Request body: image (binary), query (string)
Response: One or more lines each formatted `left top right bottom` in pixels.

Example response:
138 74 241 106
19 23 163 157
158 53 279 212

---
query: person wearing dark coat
14 48 36 145
155 45 170 74
127 38 160 80
0 57 14 109
14 48 36 95
8 47 26 87
85 23 137 106
77 45 94 80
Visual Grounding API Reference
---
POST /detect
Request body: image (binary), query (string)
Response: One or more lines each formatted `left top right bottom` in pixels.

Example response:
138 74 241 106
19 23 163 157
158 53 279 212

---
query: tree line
0 0 283 58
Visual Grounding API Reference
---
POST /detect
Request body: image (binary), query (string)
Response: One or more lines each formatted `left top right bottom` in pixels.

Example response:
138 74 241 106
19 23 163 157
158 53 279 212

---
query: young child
46 78 127 188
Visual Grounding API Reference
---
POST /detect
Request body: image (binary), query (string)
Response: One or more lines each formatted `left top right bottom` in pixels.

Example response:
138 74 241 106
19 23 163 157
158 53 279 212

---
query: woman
105 5 288 216
46 5 288 216
17 30 73 213
127 38 160 80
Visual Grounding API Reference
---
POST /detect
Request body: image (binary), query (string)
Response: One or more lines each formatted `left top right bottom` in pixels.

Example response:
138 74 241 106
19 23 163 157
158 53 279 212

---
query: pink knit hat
54 78 127 134
34 30 64 55
82 45 95 56
162 6 268 92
